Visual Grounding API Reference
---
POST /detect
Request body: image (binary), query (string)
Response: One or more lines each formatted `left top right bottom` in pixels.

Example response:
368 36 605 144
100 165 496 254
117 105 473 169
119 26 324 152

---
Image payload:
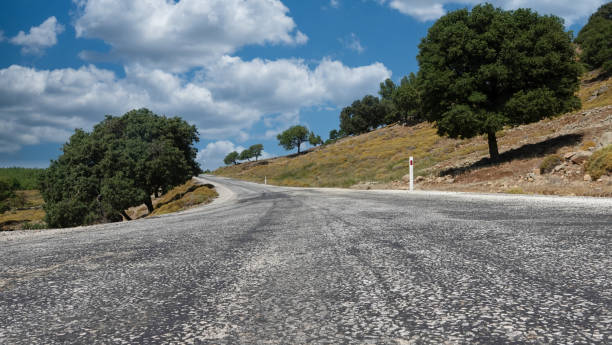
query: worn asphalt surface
1 175 611 344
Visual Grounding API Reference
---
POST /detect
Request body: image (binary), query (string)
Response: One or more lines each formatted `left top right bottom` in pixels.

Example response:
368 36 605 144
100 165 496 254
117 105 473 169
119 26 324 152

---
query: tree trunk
297 143 301 154
487 131 500 161
144 197 154 214
121 210 132 221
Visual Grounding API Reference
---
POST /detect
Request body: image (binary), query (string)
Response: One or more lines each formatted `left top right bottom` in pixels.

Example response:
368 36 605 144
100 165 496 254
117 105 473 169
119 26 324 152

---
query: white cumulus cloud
10 16 64 55
380 0 606 25
197 140 246 171
74 0 308 71
204 56 390 116
0 57 390 153
197 140 271 171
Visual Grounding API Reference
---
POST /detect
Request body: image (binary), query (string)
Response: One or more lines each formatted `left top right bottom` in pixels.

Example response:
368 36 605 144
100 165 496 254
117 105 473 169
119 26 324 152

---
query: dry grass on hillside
215 73 612 197
0 190 46 230
126 178 218 219
216 123 473 187
150 186 217 216
579 69 611 110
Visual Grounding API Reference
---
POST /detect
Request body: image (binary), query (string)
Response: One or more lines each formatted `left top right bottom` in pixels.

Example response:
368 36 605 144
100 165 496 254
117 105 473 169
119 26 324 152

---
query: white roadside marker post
265 176 267 185
409 156 414 191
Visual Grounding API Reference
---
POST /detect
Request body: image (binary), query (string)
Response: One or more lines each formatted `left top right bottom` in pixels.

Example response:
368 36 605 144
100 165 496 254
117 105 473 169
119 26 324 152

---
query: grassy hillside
216 123 457 187
125 178 218 219
215 73 612 196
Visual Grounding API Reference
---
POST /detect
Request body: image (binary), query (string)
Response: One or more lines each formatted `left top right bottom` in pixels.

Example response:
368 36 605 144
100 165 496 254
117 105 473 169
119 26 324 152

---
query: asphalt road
1 176 611 344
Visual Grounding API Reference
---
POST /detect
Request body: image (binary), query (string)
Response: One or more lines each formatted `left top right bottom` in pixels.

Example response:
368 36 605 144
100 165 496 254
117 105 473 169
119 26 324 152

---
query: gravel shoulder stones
1 176 610 344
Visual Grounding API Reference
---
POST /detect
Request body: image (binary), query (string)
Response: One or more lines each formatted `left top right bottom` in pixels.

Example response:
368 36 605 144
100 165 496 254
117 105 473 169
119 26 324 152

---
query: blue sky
0 0 604 170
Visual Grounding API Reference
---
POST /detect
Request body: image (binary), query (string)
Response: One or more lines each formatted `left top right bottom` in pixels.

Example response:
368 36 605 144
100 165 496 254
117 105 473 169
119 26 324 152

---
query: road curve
1 176 611 344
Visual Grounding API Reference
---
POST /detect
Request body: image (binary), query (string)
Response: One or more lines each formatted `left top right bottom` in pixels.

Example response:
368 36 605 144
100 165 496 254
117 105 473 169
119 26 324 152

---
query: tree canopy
575 2 612 75
40 108 201 228
249 144 264 161
417 4 581 160
339 95 387 135
379 74 423 125
308 132 323 146
224 151 239 165
239 149 253 161
277 125 309 154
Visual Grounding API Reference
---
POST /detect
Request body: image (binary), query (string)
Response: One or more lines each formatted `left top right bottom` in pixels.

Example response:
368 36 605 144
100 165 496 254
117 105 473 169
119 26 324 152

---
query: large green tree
575 2 612 75
277 125 309 154
40 109 201 227
339 95 387 135
417 4 581 160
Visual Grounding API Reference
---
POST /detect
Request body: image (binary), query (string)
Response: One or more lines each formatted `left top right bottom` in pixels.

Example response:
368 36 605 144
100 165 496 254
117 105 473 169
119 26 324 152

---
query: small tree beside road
277 125 309 154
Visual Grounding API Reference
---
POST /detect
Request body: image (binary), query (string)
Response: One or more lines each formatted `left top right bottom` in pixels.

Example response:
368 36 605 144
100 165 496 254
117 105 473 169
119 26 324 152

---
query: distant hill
214 73 611 197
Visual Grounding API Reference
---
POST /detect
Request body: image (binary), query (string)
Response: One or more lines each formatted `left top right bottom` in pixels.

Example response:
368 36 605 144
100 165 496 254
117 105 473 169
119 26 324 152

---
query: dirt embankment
379 105 612 197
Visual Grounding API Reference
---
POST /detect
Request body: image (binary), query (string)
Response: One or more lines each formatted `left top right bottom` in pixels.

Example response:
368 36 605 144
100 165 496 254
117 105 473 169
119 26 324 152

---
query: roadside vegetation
39 108 202 228
215 3 611 196
1 178 217 231
586 145 612 180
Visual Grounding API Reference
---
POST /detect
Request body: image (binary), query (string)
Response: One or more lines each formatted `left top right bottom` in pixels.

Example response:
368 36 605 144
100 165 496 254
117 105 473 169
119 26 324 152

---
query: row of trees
334 3 587 160
339 73 422 136
224 144 264 165
40 109 201 228
223 126 325 165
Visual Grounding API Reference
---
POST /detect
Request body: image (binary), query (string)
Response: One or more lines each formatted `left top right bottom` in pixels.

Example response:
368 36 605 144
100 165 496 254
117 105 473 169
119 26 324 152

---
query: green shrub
21 222 48 230
585 145 612 179
539 155 562 174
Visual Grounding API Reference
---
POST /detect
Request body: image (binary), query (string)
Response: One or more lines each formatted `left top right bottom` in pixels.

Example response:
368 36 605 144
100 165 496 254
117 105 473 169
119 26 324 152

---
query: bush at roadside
539 155 562 174
585 145 612 179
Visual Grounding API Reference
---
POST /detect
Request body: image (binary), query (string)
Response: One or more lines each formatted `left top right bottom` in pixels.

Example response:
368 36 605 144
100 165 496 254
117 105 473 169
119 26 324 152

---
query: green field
0 167 45 190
